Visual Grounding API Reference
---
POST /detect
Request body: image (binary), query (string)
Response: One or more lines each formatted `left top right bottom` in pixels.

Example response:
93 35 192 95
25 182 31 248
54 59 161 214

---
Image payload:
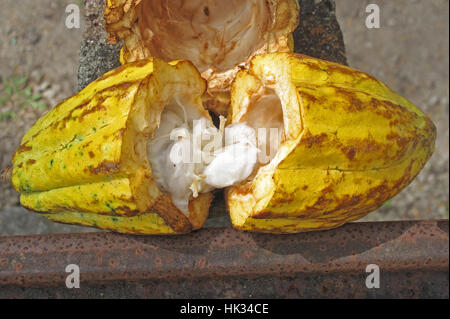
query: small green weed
381 199 393 208
0 111 17 120
0 75 48 120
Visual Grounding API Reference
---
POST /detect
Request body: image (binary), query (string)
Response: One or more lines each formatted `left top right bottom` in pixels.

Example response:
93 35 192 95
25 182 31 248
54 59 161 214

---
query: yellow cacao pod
11 58 213 235
104 0 300 115
226 53 436 233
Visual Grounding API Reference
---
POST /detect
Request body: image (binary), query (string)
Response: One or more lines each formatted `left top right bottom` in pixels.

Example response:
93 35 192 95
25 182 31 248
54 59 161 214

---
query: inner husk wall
136 0 271 72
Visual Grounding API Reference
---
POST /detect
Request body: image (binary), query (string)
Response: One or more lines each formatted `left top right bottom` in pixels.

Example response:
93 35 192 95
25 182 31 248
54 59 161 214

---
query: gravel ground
0 0 448 235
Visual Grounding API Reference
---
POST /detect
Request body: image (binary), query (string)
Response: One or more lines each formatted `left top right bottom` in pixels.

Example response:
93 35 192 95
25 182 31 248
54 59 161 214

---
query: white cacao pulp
148 91 284 214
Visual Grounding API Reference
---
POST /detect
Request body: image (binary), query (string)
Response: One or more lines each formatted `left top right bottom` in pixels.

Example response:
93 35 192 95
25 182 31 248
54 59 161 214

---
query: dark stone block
77 0 121 91
294 0 348 65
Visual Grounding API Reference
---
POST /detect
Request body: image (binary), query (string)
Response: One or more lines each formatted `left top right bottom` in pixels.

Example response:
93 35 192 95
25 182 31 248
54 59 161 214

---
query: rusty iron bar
0 220 448 298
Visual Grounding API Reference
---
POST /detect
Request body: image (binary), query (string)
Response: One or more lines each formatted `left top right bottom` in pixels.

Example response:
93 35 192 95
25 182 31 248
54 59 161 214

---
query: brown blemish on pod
89 161 120 175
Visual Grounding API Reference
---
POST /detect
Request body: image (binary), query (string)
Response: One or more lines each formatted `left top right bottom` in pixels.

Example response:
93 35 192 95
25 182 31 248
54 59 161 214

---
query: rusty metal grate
0 220 448 298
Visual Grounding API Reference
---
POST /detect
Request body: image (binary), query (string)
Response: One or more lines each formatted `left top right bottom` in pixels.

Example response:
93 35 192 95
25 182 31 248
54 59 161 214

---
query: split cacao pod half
104 0 300 115
226 53 436 233
11 58 214 235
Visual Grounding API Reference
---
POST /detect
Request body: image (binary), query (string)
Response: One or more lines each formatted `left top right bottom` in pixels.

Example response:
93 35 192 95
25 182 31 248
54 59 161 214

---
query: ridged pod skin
226 53 436 233
104 0 299 115
11 58 213 235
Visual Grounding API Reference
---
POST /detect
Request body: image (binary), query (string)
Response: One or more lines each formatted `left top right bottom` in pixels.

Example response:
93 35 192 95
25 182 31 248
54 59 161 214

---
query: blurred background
0 0 448 235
